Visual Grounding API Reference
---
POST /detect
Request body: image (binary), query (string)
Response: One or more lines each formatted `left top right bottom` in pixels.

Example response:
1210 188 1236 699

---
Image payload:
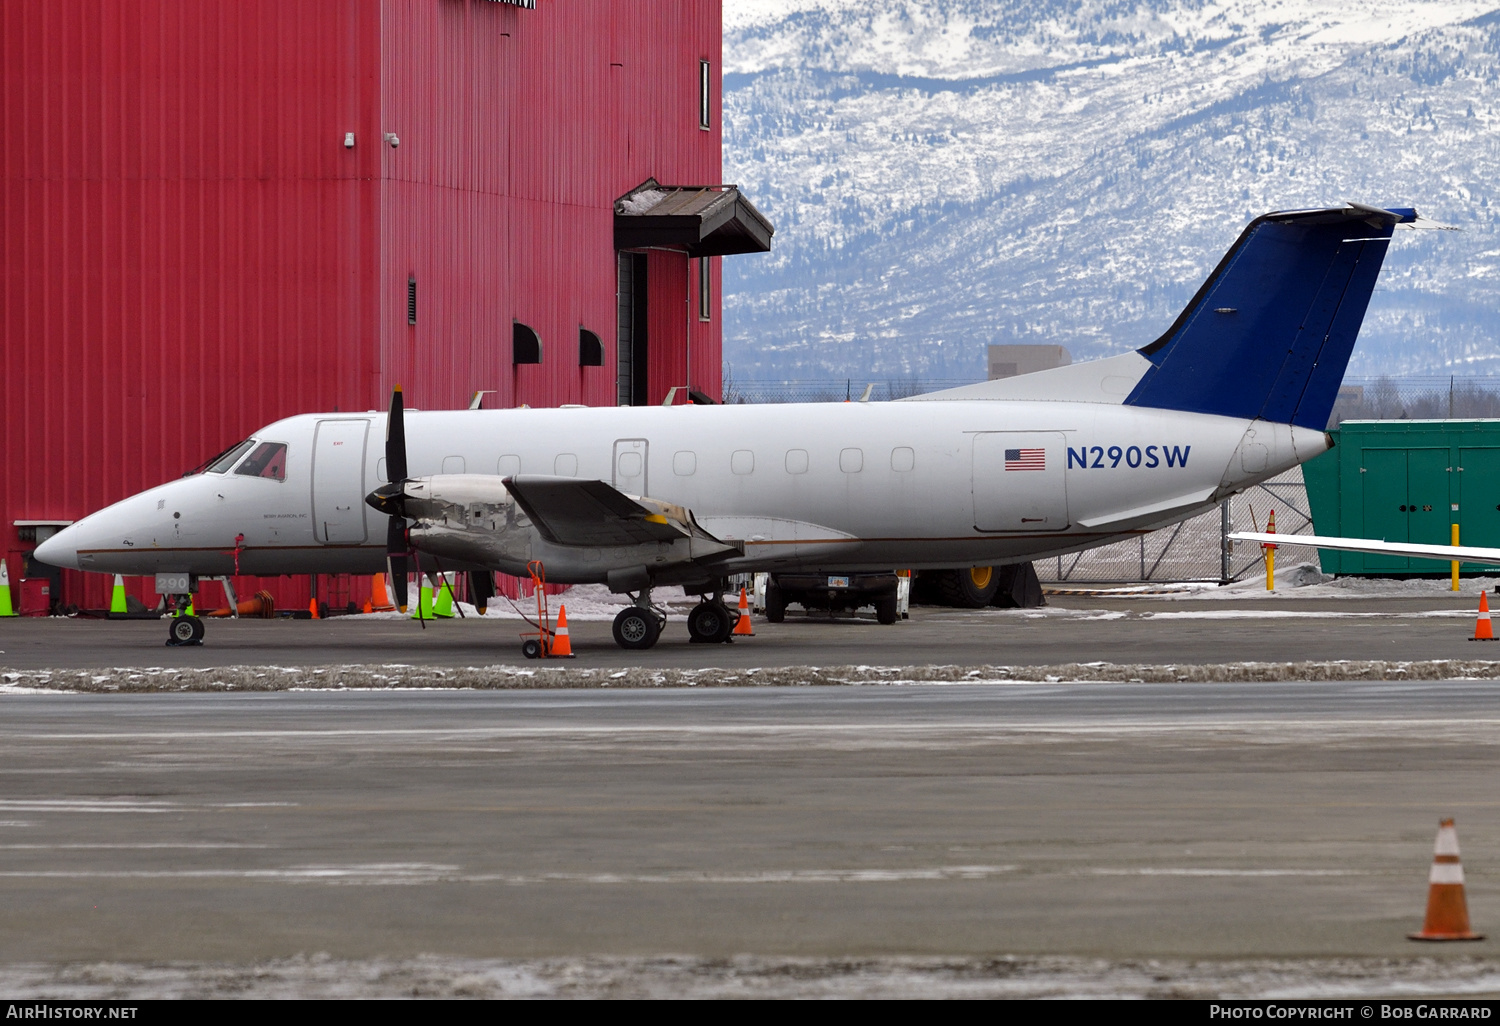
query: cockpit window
234 442 288 481
203 439 256 475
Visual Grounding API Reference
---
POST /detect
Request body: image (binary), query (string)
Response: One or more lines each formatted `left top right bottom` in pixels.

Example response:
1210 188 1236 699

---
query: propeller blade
468 570 495 615
386 518 409 610
386 512 406 558
387 551 409 611
386 385 408 485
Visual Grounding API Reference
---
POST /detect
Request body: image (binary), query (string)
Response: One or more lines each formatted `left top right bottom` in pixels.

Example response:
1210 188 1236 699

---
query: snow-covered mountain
720 0 1500 383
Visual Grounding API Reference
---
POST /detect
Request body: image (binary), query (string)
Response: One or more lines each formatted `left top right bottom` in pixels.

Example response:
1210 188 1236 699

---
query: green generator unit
1303 420 1500 575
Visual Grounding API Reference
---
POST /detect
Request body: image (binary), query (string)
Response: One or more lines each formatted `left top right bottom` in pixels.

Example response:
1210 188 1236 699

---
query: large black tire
168 616 204 645
687 601 734 644
874 596 898 625
764 582 787 623
521 638 543 659
612 606 661 650
935 567 1000 608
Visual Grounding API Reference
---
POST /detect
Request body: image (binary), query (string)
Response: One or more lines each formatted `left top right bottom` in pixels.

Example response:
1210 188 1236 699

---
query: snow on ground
5 953 1498 999
9 659 1500 693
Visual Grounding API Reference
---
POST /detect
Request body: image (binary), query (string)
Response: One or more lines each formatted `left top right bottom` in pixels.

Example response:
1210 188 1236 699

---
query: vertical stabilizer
1125 205 1415 429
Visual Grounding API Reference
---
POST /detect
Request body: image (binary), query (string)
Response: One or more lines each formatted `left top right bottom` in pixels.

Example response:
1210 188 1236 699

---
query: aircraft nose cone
366 484 403 516
33 529 78 570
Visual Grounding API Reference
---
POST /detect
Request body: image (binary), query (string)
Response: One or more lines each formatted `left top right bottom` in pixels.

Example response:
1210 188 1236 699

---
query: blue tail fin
1124 204 1414 429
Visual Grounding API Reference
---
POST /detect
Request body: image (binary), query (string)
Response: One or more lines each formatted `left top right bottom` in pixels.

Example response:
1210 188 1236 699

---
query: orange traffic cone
371 573 395 612
362 597 373 614
309 597 320 620
1473 592 1496 641
1410 818 1484 941
733 586 755 636
549 604 575 658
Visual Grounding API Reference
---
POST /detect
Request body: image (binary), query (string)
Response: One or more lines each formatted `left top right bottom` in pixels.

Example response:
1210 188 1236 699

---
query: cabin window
498 454 521 477
206 439 257 474
839 448 863 474
731 450 754 475
785 449 809 475
891 447 915 472
554 453 578 476
442 456 466 474
617 452 642 477
673 451 696 476
234 442 288 481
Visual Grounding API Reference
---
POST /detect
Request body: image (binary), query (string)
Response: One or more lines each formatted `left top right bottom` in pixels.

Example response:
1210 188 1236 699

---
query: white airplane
38 203 1428 649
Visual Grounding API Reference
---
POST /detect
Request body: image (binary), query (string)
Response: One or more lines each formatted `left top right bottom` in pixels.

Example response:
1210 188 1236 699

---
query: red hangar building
1 0 774 613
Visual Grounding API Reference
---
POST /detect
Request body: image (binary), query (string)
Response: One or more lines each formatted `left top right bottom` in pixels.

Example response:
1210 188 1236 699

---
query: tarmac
0 591 1495 671
2 591 1499 997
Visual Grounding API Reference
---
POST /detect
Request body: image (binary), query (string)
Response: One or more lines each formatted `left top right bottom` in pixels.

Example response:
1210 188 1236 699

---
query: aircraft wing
1231 532 1500 567
502 475 688 547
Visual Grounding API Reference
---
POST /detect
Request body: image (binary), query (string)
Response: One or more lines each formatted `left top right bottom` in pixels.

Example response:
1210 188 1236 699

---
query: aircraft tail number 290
1067 444 1190 470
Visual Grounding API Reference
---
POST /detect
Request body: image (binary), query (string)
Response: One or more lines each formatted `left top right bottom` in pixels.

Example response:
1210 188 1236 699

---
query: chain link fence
722 377 978 404
1330 377 1500 425
724 375 1500 424
1037 467 1311 584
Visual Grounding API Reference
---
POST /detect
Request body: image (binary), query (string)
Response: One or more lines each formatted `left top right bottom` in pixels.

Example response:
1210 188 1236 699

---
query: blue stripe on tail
1124 205 1415 430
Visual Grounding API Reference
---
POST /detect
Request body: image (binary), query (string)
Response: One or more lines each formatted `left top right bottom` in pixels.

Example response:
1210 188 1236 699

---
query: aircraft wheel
521 638 543 659
168 616 205 646
764 582 787 623
612 606 660 650
874 596 899 625
687 601 734 644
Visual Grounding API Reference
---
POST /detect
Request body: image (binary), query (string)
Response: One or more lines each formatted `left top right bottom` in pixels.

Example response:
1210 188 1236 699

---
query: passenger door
312 419 370 544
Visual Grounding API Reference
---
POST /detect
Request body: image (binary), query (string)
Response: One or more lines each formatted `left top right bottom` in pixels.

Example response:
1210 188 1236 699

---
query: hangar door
312 419 370 544
972 432 1069 532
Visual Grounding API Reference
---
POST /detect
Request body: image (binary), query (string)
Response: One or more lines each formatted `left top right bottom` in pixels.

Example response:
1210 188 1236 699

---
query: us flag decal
1005 448 1045 471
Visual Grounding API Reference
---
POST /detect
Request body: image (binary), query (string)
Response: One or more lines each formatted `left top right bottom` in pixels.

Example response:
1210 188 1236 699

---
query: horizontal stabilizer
502 476 686 547
1126 204 1416 429
1231 532 1500 567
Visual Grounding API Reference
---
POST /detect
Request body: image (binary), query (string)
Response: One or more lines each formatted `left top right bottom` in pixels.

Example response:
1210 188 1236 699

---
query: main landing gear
686 598 735 644
612 603 666 650
609 585 738 650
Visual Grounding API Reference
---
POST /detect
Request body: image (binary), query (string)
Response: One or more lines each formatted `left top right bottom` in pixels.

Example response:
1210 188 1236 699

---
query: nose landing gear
166 612 205 646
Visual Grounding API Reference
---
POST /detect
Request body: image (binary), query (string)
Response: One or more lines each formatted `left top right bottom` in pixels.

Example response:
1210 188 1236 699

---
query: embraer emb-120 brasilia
39 204 1437 649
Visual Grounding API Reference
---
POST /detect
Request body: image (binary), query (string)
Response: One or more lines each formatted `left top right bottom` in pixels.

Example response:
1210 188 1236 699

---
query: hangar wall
1 0 726 611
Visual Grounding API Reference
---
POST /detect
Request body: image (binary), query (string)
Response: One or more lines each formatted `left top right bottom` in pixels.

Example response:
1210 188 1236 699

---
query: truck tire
764 582 787 623
874 596 898 625
936 566 1000 608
